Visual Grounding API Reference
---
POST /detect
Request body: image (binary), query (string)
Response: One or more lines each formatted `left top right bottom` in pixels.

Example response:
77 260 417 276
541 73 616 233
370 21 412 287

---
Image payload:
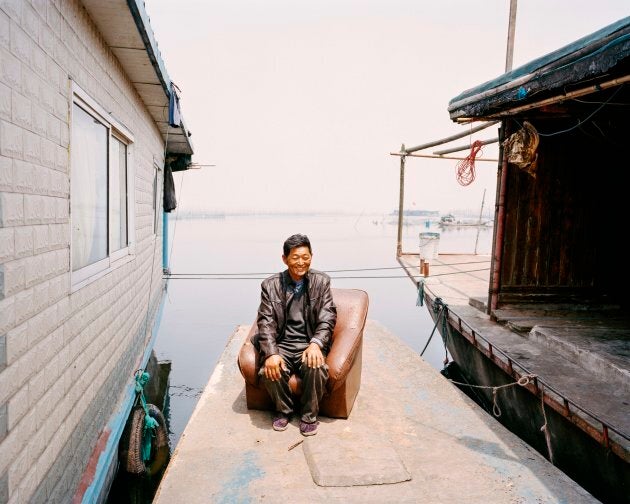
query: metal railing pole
396 145 406 257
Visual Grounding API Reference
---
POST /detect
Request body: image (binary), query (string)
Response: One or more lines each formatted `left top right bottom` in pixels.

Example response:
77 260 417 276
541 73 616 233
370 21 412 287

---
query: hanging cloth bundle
168 82 182 128
163 162 177 212
504 121 539 178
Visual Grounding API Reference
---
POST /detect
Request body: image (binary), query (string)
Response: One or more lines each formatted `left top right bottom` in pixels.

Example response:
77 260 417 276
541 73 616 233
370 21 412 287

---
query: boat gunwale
418 280 630 463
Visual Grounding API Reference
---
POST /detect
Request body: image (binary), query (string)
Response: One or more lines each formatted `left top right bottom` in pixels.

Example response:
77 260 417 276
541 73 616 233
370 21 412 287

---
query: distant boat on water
439 190 492 228
438 213 492 227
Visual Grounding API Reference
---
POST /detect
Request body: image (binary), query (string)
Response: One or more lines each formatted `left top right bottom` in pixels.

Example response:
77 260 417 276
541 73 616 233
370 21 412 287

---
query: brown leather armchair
237 288 369 419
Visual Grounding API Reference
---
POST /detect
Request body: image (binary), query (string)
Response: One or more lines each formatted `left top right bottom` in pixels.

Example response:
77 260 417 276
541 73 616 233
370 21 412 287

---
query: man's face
282 246 312 281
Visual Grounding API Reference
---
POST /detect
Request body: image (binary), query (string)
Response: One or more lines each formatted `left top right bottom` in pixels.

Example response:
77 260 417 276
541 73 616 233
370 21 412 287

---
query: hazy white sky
144 0 629 214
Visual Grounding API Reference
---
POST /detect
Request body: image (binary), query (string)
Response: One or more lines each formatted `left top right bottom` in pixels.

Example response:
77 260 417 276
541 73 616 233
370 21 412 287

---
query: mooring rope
446 373 559 462
420 297 448 356
416 280 425 306
134 370 159 462
447 374 536 417
540 385 554 464
418 295 556 463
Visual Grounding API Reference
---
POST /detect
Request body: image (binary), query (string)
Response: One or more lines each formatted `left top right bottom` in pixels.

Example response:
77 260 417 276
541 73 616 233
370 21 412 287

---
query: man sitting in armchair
253 233 336 436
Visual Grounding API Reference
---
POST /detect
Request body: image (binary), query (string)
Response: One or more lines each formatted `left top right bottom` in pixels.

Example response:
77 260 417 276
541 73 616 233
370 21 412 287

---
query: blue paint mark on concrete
217 451 264 504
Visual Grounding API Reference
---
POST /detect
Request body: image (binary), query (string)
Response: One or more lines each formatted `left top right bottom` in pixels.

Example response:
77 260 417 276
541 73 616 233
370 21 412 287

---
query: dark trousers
258 348 329 423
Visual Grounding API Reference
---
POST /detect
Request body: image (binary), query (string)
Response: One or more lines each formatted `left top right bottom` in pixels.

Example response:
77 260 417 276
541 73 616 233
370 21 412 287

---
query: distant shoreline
169 209 493 220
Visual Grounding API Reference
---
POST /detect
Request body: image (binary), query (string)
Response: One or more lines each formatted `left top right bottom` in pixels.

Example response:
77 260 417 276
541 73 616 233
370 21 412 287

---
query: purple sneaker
272 413 290 431
299 420 319 436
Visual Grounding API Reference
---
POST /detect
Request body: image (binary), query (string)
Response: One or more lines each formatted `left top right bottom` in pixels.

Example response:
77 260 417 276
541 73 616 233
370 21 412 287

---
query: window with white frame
71 84 134 286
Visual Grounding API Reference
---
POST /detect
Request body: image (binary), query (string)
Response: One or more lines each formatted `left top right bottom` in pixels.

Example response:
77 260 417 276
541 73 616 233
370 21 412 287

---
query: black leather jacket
254 269 337 361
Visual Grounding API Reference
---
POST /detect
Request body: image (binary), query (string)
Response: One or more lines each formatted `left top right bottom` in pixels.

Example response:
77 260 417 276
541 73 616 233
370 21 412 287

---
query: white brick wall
0 120 24 158
0 227 13 261
0 10 10 49
0 0 169 501
0 83 11 121
0 192 24 226
0 156 12 190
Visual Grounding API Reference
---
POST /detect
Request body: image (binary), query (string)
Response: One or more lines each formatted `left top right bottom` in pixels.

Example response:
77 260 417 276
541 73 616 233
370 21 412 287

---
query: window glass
110 137 128 251
71 103 108 271
71 87 134 285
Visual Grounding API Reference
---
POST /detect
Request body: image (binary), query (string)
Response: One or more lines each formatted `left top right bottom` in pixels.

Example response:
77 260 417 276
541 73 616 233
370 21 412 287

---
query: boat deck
398 253 630 457
153 321 598 503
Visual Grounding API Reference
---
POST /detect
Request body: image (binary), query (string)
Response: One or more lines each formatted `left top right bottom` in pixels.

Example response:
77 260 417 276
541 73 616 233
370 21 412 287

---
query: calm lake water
155 212 493 448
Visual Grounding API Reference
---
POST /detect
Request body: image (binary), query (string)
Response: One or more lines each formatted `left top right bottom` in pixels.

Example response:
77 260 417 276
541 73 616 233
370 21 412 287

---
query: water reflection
156 213 493 450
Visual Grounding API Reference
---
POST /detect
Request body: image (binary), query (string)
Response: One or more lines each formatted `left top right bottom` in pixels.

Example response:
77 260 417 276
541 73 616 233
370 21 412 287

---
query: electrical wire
536 84 624 137
165 259 491 277
164 267 490 281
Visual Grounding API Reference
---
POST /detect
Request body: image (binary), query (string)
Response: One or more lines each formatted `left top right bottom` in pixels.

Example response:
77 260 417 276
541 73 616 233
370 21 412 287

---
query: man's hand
302 342 325 368
263 354 285 381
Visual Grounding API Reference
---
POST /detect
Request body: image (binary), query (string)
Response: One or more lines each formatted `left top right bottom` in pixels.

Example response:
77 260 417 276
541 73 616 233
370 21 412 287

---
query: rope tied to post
420 297 448 356
416 280 425 307
135 370 159 461
539 385 554 464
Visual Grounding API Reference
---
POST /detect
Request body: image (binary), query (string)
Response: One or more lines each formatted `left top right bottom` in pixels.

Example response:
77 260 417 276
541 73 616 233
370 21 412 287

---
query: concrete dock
153 320 598 503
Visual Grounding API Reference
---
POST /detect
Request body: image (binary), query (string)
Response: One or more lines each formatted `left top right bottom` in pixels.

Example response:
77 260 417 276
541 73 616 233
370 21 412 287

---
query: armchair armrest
238 323 259 387
326 289 369 392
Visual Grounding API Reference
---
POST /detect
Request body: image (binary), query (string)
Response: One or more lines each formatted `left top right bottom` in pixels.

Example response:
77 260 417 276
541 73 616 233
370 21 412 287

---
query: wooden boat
438 217 492 228
395 16 630 503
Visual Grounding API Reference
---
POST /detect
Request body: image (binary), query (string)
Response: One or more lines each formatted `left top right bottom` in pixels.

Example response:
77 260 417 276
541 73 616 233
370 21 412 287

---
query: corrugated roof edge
448 16 630 113
126 0 194 155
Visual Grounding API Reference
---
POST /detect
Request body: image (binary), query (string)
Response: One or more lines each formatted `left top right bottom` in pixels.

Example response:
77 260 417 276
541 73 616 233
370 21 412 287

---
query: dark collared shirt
278 278 308 354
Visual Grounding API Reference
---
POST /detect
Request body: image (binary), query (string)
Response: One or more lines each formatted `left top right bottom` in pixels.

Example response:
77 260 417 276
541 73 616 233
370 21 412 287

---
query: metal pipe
389 152 498 162
162 211 169 271
474 188 487 254
403 121 499 153
505 0 518 72
396 147 405 257
490 122 509 315
433 137 499 156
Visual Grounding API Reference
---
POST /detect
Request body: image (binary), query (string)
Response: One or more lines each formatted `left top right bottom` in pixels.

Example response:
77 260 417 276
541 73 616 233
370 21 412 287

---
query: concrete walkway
153 321 598 503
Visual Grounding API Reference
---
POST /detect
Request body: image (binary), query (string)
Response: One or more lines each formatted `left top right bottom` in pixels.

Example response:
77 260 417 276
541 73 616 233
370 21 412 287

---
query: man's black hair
283 234 312 256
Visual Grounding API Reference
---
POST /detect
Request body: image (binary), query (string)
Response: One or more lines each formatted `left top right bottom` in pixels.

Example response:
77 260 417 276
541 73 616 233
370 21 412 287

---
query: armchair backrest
330 288 369 341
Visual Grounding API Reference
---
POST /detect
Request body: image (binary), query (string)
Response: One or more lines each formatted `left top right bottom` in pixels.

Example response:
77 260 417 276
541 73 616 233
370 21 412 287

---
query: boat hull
428 305 630 503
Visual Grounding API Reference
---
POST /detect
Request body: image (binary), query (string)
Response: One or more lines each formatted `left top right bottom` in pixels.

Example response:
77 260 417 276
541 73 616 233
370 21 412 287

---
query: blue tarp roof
448 16 630 120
